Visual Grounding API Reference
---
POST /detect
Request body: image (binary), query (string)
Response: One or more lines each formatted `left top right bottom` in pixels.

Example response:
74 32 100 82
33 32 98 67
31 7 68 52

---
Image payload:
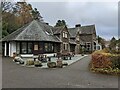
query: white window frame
63 43 68 50
63 32 68 38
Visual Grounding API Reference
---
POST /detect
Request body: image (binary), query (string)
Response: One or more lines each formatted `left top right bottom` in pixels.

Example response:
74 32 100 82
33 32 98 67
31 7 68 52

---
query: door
6 42 9 56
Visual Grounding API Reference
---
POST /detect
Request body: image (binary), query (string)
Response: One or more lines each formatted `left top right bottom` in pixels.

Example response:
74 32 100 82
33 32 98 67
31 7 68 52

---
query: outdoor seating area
56 51 75 60
13 54 87 68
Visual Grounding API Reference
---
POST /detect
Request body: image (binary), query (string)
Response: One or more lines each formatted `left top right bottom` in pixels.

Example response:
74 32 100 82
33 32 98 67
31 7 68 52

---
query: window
34 45 38 50
28 43 32 54
65 32 68 38
63 43 68 50
39 43 43 51
45 43 48 52
97 46 100 50
21 42 27 54
63 32 68 38
20 42 33 54
44 43 53 52
86 43 91 51
94 42 96 50
63 32 65 37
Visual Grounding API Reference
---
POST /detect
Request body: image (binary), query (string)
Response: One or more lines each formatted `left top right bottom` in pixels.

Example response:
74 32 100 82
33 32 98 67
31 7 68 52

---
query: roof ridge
81 24 95 27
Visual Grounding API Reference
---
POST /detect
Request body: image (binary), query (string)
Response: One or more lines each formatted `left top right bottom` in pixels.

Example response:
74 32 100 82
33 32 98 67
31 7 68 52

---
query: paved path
22 55 87 68
2 55 118 88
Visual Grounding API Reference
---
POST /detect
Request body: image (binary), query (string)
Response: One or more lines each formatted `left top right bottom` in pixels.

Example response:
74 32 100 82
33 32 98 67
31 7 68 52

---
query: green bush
111 56 120 69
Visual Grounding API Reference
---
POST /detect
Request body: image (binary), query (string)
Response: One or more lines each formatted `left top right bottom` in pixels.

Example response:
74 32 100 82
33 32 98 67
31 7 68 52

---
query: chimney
75 24 81 27
46 23 49 25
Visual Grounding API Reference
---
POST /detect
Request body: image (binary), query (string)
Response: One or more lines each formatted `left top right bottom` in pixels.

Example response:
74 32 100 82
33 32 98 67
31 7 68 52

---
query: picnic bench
56 51 74 60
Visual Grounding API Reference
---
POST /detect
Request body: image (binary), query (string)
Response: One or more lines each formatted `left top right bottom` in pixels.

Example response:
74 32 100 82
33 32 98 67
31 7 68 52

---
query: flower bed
90 49 120 75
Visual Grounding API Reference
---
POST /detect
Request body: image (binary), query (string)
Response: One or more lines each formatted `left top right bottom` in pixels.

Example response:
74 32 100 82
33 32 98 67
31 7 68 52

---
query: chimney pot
75 24 81 27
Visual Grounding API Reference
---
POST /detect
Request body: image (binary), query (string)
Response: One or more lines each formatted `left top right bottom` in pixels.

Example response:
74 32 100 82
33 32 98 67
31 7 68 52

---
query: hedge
91 49 120 75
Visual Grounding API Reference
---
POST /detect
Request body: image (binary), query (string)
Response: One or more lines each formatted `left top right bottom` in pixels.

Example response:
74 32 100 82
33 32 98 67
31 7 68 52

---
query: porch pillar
4 42 6 56
9 43 11 56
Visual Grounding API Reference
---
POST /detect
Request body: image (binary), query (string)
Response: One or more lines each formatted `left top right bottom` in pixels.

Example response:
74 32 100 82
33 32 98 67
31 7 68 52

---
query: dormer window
63 31 68 38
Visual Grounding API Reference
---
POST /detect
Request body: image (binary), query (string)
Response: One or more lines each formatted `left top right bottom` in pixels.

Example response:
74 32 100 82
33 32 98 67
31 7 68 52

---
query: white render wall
10 42 16 57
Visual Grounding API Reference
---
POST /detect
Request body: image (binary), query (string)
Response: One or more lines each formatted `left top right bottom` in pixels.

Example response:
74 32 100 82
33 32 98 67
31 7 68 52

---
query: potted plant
26 60 34 65
34 61 42 67
47 61 56 68
57 59 63 68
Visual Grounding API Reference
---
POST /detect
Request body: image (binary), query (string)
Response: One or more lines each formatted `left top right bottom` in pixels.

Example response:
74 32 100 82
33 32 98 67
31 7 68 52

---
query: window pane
34 45 38 50
63 32 65 37
65 32 67 38
45 43 53 52
45 43 48 52
21 42 27 54
63 44 65 50
28 43 32 54
39 43 43 51
50 43 53 52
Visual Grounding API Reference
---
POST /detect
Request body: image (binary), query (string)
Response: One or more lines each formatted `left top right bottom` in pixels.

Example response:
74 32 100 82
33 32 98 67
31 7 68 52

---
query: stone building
2 20 101 57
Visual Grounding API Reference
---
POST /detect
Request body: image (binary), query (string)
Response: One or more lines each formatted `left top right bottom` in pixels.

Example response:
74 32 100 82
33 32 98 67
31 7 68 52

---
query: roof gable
52 26 65 34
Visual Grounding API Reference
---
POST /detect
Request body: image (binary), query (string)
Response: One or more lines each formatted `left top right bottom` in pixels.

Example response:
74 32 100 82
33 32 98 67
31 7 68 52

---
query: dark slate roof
52 26 65 34
68 25 96 38
70 39 76 44
2 20 61 42
2 23 30 41
37 21 53 35
80 25 96 34
80 37 91 42
68 28 79 38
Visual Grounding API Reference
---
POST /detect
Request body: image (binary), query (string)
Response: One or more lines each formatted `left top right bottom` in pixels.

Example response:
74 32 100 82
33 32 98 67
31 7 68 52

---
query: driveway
2 55 118 88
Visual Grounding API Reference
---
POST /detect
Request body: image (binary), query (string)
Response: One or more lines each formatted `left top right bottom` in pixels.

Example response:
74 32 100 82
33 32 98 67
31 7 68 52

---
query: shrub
57 59 63 68
91 50 120 75
34 61 42 67
26 60 34 65
111 56 120 69
92 52 112 68
47 62 56 68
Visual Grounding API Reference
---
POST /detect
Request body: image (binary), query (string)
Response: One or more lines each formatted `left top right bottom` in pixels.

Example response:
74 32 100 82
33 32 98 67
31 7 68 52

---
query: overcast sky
29 1 118 40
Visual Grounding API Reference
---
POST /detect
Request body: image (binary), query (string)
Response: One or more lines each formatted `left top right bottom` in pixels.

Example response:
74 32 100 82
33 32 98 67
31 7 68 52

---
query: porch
2 41 60 57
